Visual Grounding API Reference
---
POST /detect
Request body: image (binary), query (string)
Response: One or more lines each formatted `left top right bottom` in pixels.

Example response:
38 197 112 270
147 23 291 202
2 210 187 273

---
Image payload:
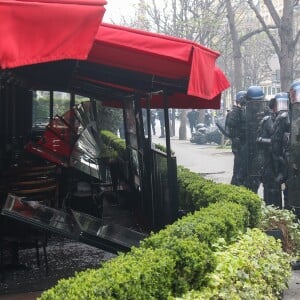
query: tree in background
107 0 300 134
247 0 300 90
97 105 123 135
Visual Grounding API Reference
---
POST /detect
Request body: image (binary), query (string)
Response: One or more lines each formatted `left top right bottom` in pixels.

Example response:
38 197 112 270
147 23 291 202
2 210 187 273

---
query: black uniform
225 105 247 186
257 113 282 207
286 81 300 216
272 111 290 208
187 109 199 134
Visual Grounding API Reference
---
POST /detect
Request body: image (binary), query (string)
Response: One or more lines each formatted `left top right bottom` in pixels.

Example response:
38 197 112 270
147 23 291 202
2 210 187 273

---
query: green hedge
40 201 249 300
177 166 262 227
40 247 176 300
100 130 127 159
142 202 249 249
140 201 249 295
176 229 291 300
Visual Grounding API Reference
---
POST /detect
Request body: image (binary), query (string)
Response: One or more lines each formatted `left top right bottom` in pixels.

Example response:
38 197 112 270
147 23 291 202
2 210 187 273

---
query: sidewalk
0 292 42 300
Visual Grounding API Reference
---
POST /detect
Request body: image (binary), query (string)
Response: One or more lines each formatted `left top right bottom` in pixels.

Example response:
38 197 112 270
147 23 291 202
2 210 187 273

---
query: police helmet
289 80 300 104
235 90 247 105
246 86 264 101
269 98 276 110
274 92 289 111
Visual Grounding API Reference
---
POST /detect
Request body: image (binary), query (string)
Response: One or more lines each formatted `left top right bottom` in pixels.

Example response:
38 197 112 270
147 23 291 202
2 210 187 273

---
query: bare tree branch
263 0 281 27
239 25 277 44
294 29 300 48
247 0 281 56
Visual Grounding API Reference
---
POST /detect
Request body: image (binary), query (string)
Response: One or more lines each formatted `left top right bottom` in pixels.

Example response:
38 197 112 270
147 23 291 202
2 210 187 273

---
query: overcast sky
103 0 138 23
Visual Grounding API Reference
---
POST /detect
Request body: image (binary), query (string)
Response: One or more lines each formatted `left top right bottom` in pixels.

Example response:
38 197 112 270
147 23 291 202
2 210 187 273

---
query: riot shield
245 100 269 191
288 102 300 213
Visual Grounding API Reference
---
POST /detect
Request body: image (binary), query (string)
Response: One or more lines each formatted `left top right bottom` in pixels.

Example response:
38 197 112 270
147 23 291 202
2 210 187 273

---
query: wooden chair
1 163 59 207
0 162 55 282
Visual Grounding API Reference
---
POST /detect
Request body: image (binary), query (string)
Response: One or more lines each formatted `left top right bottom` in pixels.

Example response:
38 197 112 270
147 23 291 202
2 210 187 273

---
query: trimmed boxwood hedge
177 166 262 228
40 202 249 300
100 130 127 159
140 201 249 295
40 247 176 300
142 202 249 249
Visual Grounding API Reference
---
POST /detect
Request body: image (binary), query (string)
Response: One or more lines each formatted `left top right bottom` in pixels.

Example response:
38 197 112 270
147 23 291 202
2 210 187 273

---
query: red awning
83 67 227 109
0 6 230 109
88 23 229 100
0 0 107 69
103 94 222 110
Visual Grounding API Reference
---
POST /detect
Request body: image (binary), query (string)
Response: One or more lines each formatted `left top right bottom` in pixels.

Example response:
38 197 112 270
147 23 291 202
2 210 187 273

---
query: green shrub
39 247 175 300
259 204 300 258
178 229 291 300
142 201 249 249
177 166 262 227
177 166 214 211
144 237 215 295
100 130 126 159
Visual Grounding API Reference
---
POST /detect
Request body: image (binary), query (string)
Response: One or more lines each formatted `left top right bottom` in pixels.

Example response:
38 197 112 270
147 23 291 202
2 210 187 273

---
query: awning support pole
50 90 54 120
146 95 152 143
70 93 75 109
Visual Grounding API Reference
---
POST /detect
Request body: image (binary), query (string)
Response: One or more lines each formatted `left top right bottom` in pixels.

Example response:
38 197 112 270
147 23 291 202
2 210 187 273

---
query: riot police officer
244 86 269 193
225 90 247 186
286 80 300 214
258 93 289 207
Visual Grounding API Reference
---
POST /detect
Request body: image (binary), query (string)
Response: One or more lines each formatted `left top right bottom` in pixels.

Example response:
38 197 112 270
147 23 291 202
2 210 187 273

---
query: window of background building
268 86 272 95
272 87 276 95
32 91 92 128
53 92 71 116
32 91 50 126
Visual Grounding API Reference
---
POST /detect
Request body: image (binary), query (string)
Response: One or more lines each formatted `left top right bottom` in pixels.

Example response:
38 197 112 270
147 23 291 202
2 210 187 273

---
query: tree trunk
170 108 176 137
225 0 243 91
279 0 295 91
279 49 294 91
198 109 205 124
179 109 187 140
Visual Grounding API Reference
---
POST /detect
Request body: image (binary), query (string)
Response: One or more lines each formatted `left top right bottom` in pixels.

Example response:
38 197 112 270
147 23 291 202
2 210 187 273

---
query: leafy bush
100 130 127 159
177 229 291 300
143 236 215 295
40 247 175 300
40 201 249 300
177 166 262 227
259 204 300 258
142 201 249 249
